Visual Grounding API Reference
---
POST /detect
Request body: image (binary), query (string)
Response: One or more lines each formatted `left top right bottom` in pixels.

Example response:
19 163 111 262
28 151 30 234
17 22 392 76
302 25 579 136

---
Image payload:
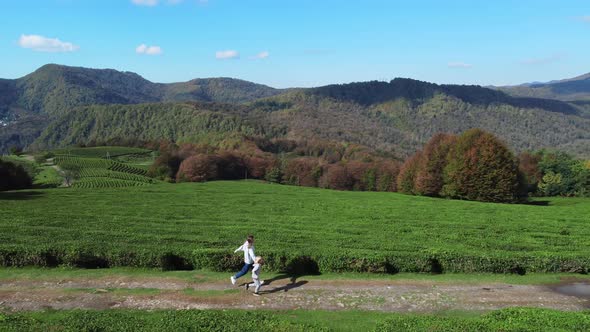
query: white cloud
136 44 163 55
520 54 563 65
251 51 269 60
448 62 473 69
132 0 158 6
18 34 79 52
580 16 590 22
216 50 239 60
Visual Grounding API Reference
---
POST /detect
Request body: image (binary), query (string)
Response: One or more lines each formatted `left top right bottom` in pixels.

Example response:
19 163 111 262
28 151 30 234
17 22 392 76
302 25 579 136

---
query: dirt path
1 276 588 312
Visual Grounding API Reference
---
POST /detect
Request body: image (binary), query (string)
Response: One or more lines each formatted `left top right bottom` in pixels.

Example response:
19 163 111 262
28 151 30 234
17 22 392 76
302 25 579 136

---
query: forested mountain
0 64 283 153
3 64 590 158
498 73 590 102
30 80 590 158
2 64 282 118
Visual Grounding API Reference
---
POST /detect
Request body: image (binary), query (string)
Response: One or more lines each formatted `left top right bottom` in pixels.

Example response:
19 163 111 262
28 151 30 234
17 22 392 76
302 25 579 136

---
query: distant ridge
2 64 590 158
498 72 590 101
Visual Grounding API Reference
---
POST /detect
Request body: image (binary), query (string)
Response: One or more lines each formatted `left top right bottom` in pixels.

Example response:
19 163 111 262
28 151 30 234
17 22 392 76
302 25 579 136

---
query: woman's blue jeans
234 263 253 279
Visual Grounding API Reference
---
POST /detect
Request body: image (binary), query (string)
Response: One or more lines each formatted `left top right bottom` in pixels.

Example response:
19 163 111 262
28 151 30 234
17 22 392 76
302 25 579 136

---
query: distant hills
498 72 590 101
0 64 283 152
2 64 590 158
0 64 282 119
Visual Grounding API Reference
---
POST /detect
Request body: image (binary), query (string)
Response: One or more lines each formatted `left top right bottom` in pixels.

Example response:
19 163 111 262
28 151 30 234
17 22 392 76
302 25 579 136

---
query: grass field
1 181 589 273
0 308 589 331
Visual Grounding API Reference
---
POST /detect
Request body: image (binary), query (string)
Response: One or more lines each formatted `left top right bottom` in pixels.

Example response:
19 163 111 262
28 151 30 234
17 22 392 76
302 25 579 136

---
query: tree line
3 130 588 201
147 137 401 192
150 130 589 203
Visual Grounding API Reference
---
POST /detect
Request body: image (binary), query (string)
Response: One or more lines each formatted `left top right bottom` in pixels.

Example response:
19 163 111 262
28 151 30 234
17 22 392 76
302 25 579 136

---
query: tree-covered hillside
30 102 284 151
3 65 590 157
4 64 282 118
263 87 590 157
31 83 590 158
0 64 283 153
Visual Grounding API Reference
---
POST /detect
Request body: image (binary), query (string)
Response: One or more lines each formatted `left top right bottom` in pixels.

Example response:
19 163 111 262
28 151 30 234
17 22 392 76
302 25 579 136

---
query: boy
246 256 264 296
230 235 255 285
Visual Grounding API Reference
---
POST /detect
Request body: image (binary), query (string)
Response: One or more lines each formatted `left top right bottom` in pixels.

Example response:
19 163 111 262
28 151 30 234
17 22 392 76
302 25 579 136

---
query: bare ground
1 275 589 313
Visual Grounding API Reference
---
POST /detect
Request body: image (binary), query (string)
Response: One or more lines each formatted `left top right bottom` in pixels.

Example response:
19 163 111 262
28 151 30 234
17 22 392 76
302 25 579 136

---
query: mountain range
2 64 590 158
497 72 590 102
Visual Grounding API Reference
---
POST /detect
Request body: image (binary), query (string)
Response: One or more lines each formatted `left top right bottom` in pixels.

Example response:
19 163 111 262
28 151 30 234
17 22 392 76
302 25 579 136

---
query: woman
230 235 255 285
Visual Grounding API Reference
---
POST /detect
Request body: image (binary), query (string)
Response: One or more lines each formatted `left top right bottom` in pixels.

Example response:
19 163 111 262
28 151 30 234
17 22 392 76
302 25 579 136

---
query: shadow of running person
261 280 308 294
238 273 312 288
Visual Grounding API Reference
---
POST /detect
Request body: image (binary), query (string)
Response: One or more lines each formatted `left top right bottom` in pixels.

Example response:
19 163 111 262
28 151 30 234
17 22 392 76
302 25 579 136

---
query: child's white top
252 263 261 279
234 241 256 264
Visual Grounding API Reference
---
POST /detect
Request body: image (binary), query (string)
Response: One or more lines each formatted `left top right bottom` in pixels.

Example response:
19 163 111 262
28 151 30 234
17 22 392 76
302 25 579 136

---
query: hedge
0 245 588 275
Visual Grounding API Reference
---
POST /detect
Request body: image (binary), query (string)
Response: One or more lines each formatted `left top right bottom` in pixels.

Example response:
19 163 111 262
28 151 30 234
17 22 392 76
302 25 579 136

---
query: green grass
33 166 62 187
0 308 589 331
1 181 589 273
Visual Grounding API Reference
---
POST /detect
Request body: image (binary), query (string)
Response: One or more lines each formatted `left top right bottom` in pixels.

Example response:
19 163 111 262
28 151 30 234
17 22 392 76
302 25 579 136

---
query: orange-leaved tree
414 133 457 196
442 129 522 203
397 150 423 194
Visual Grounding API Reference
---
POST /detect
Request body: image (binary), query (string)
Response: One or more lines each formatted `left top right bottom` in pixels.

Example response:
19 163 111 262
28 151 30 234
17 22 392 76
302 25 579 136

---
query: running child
246 256 264 296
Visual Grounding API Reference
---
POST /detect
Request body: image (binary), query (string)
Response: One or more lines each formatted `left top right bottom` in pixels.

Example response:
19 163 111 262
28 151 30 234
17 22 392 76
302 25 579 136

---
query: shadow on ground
0 191 44 200
523 200 550 206
239 273 311 294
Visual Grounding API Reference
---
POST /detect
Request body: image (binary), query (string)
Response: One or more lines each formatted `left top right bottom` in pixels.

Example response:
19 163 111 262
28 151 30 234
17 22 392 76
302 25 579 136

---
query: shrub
0 159 33 191
537 151 590 197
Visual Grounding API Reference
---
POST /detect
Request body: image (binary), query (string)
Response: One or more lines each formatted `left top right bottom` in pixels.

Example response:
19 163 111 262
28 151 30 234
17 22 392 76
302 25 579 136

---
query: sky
0 0 589 88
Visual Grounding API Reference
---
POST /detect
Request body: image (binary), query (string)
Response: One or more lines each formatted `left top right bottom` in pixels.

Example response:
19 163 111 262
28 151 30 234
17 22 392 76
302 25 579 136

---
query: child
246 256 264 296
230 235 255 285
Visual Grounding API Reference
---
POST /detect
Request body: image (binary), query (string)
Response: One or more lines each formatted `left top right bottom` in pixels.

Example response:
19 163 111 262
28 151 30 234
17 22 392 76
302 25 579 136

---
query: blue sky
1 0 589 88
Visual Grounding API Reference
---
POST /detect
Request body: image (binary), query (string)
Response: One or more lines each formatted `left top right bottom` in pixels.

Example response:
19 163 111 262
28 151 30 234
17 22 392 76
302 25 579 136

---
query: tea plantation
0 308 589 331
53 154 157 189
1 180 589 274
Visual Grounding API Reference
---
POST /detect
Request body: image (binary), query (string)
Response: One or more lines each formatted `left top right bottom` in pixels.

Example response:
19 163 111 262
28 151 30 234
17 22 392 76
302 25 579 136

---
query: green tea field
1 180 589 274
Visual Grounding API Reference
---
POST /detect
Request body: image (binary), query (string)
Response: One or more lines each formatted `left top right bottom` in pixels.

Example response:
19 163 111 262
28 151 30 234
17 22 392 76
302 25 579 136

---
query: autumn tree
217 151 246 180
244 155 275 179
320 163 352 190
376 160 400 192
414 133 457 196
517 152 542 194
442 129 522 203
397 151 423 194
176 155 219 182
283 157 322 187
346 161 376 191
148 142 181 181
